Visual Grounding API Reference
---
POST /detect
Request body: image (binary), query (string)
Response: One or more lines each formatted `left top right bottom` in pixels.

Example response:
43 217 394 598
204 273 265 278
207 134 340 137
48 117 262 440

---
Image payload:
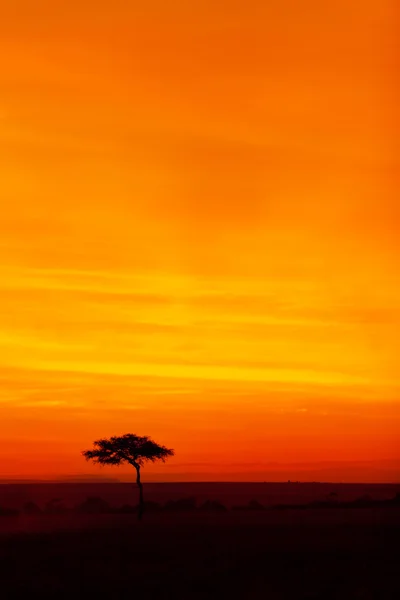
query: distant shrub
45 498 67 515
115 501 162 514
270 503 306 510
247 499 265 510
233 499 265 511
164 497 197 511
23 501 42 515
198 500 227 512
75 496 112 514
327 492 338 502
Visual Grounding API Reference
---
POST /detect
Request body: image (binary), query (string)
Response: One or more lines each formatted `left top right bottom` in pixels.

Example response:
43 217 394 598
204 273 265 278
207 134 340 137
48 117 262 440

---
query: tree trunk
134 464 144 521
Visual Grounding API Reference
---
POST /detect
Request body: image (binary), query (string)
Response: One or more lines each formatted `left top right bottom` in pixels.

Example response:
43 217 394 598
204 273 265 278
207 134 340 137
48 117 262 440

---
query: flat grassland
1 509 399 600
1 484 399 599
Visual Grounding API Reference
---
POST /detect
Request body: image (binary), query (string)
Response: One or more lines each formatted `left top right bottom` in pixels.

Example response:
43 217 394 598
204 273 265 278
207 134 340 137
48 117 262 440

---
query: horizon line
1 479 399 485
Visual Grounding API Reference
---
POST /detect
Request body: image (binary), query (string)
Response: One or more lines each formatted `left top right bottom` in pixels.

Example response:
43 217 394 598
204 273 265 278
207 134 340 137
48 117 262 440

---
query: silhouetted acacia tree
82 433 174 520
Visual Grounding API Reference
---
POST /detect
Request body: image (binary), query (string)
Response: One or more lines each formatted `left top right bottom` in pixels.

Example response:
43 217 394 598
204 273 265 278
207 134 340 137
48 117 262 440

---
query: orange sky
0 0 399 482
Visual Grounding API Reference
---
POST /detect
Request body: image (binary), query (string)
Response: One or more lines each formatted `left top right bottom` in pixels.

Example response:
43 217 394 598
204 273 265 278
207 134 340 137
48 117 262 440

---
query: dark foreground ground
1 508 399 600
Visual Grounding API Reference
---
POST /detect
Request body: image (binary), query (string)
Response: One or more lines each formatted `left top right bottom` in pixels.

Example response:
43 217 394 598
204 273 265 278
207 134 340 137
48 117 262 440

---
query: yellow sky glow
0 0 398 481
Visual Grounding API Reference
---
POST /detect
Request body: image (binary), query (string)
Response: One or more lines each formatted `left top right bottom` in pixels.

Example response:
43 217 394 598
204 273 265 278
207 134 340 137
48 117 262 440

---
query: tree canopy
82 433 175 467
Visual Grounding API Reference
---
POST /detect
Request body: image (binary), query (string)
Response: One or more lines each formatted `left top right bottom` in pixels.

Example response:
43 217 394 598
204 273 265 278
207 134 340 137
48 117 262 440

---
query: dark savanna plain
1 480 400 599
1 0 399 599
